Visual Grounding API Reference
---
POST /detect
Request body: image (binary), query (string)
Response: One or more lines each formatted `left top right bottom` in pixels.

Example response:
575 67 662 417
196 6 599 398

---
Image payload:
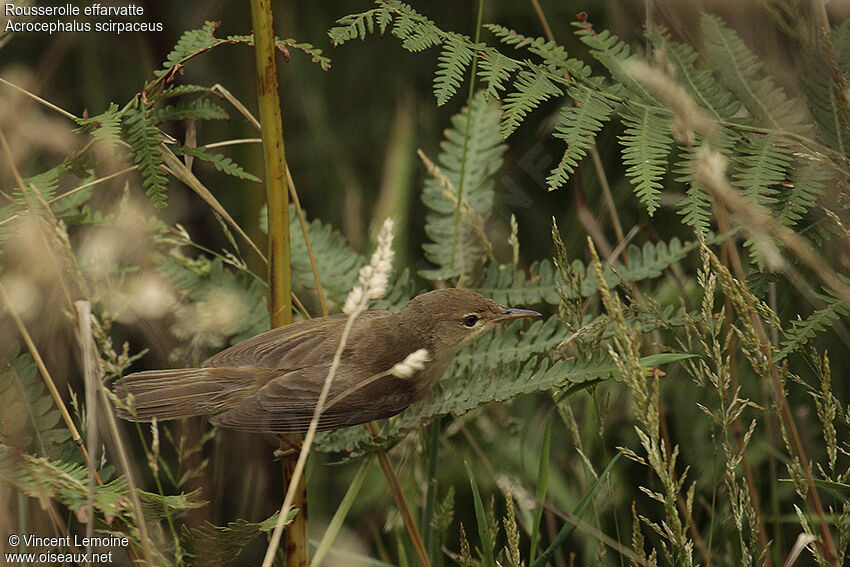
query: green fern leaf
434 34 475 106
74 103 123 150
486 23 595 83
648 30 739 121
476 260 561 306
124 101 168 207
0 446 128 521
155 21 223 79
777 300 848 360
172 146 260 182
500 63 562 138
477 48 518 101
619 105 673 215
275 38 332 71
0 344 72 461
833 20 850 78
701 13 811 134
157 84 212 99
328 7 392 45
421 92 506 279
732 134 792 208
674 133 734 236
798 40 849 153
778 160 831 227
287 206 363 306
547 86 616 189
155 99 229 123
181 514 286 567
574 24 659 104
14 164 63 203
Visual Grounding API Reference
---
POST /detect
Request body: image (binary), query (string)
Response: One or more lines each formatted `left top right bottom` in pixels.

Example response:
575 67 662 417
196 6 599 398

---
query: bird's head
401 288 540 351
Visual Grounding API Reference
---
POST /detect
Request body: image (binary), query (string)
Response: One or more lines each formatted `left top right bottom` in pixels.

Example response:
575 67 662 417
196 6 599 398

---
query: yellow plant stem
249 0 301 565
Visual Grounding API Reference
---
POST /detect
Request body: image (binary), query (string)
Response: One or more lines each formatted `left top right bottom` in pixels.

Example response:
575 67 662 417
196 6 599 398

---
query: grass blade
531 453 622 567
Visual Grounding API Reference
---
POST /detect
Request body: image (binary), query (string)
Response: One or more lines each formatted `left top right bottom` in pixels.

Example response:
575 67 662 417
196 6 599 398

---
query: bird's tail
113 367 255 422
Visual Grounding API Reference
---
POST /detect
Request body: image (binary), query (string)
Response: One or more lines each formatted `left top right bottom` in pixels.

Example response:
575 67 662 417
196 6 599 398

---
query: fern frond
476 238 697 306
619 105 673 215
799 40 849 153
420 92 506 279
14 164 63 203
674 133 735 236
648 30 739 122
155 99 229 123
485 24 595 83
574 24 659 104
155 21 224 79
74 103 123 150
157 84 212 99
778 160 831 227
547 86 616 189
701 13 811 134
172 146 260 182
434 34 475 106
0 446 128 521
274 38 332 71
181 515 283 567
476 260 561 306
778 300 848 360
477 48 518 101
500 63 562 138
287 206 363 306
328 7 392 45
833 20 850 78
124 101 168 207
732 134 793 208
396 13 442 52
0 345 72 461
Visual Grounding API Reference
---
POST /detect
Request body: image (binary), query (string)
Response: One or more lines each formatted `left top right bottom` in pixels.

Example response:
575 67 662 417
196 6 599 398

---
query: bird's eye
463 314 479 327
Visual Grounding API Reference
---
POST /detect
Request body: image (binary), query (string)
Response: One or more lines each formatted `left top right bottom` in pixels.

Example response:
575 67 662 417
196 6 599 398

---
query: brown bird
114 289 539 433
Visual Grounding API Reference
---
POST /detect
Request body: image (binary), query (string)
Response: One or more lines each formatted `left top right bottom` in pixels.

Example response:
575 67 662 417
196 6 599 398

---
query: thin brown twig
365 422 432 567
287 165 328 317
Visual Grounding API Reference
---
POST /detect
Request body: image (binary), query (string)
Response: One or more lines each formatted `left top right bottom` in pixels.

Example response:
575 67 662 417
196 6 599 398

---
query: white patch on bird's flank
390 348 431 379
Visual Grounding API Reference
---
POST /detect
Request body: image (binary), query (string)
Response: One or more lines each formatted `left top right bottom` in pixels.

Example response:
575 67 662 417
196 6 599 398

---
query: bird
113 288 540 434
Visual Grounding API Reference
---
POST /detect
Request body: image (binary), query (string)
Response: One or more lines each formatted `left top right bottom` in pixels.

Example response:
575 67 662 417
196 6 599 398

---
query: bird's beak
495 306 541 322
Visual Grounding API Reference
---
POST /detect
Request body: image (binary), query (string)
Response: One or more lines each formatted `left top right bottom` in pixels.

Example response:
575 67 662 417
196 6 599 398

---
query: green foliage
0 345 72 461
433 34 475 106
172 146 261 182
499 64 562 138
155 21 226 80
476 50 518 101
180 514 285 567
548 86 616 189
0 447 129 522
778 298 848 360
154 99 229 123
618 105 673 215
574 25 659 104
124 99 169 207
74 103 123 150
420 92 505 279
701 13 811 134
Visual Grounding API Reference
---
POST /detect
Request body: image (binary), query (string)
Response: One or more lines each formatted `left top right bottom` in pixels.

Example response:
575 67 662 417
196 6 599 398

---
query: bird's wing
210 365 417 433
203 311 391 369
